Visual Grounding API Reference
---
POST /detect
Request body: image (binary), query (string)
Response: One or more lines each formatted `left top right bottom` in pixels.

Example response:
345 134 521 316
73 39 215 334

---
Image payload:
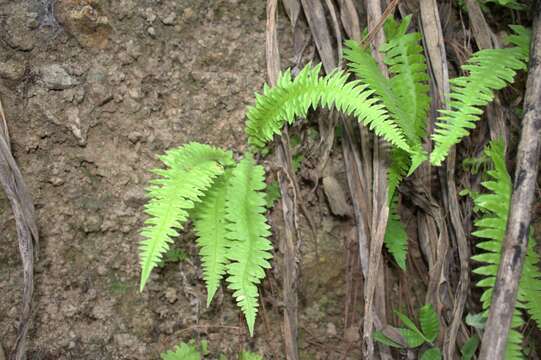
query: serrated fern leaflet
344 15 429 198
225 155 272 336
194 171 231 306
471 139 541 359
430 26 530 165
419 304 439 343
139 143 234 291
384 194 408 270
245 63 410 152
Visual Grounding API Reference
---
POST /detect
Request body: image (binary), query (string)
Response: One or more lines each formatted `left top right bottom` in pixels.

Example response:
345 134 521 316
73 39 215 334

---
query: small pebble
165 287 177 303
161 12 176 25
97 265 108 276
326 322 337 337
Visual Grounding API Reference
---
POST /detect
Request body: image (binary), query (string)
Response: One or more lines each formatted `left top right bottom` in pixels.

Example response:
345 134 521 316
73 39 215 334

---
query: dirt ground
0 1 357 359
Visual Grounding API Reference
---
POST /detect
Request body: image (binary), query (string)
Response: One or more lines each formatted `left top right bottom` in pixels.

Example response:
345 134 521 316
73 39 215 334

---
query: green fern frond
345 18 429 177
384 195 408 270
139 143 234 291
520 235 541 328
240 352 264 360
381 30 430 141
194 171 232 306
387 148 409 200
225 155 272 336
161 341 201 360
346 16 429 145
383 14 411 42
430 46 527 165
344 40 411 141
419 304 439 343
507 25 532 58
471 139 541 359
245 63 410 152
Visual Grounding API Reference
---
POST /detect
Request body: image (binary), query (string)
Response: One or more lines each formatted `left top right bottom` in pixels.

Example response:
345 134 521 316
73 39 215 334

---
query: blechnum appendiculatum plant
468 139 541 359
139 144 271 335
138 16 536 338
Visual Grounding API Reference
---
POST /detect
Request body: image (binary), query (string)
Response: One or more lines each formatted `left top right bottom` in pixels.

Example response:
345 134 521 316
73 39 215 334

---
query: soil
0 1 358 359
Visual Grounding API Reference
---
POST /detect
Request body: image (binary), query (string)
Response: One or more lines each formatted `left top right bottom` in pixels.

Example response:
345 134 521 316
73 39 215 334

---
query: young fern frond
194 171 231 306
384 194 408 270
519 237 541 328
507 25 532 58
225 155 272 336
344 16 429 191
387 147 409 200
245 63 410 152
381 31 430 142
139 143 234 291
161 341 201 360
471 140 541 359
430 30 529 166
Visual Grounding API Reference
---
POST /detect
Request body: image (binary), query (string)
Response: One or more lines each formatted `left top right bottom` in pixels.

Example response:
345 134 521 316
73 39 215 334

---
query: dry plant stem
341 117 371 279
339 0 362 42
281 0 301 26
0 99 11 146
362 0 391 359
419 1 450 101
0 99 39 360
324 0 343 66
266 0 281 87
443 150 470 357
360 0 401 48
266 2 299 359
464 0 498 49
479 4 541 358
420 1 471 357
276 140 301 360
300 0 337 73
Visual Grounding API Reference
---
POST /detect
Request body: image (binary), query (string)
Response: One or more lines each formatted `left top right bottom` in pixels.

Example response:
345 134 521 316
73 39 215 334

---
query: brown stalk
266 1 300 359
0 98 39 360
362 0 392 358
419 1 472 358
479 3 541 357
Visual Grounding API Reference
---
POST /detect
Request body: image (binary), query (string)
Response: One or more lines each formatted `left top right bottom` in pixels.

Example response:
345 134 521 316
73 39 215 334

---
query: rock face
40 64 79 90
55 0 112 49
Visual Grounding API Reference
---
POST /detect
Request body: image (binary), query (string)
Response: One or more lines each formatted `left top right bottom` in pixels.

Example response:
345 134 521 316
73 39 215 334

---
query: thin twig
360 0 401 48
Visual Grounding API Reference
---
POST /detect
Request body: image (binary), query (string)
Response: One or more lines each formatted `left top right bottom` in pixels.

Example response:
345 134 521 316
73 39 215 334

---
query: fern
240 352 263 360
245 63 410 152
419 304 439 343
471 139 541 359
344 15 428 216
507 25 532 57
384 194 408 270
344 16 429 272
139 144 273 336
387 147 409 201
161 341 202 360
194 171 231 306
225 155 272 336
139 143 234 291
430 26 530 165
380 16 430 143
